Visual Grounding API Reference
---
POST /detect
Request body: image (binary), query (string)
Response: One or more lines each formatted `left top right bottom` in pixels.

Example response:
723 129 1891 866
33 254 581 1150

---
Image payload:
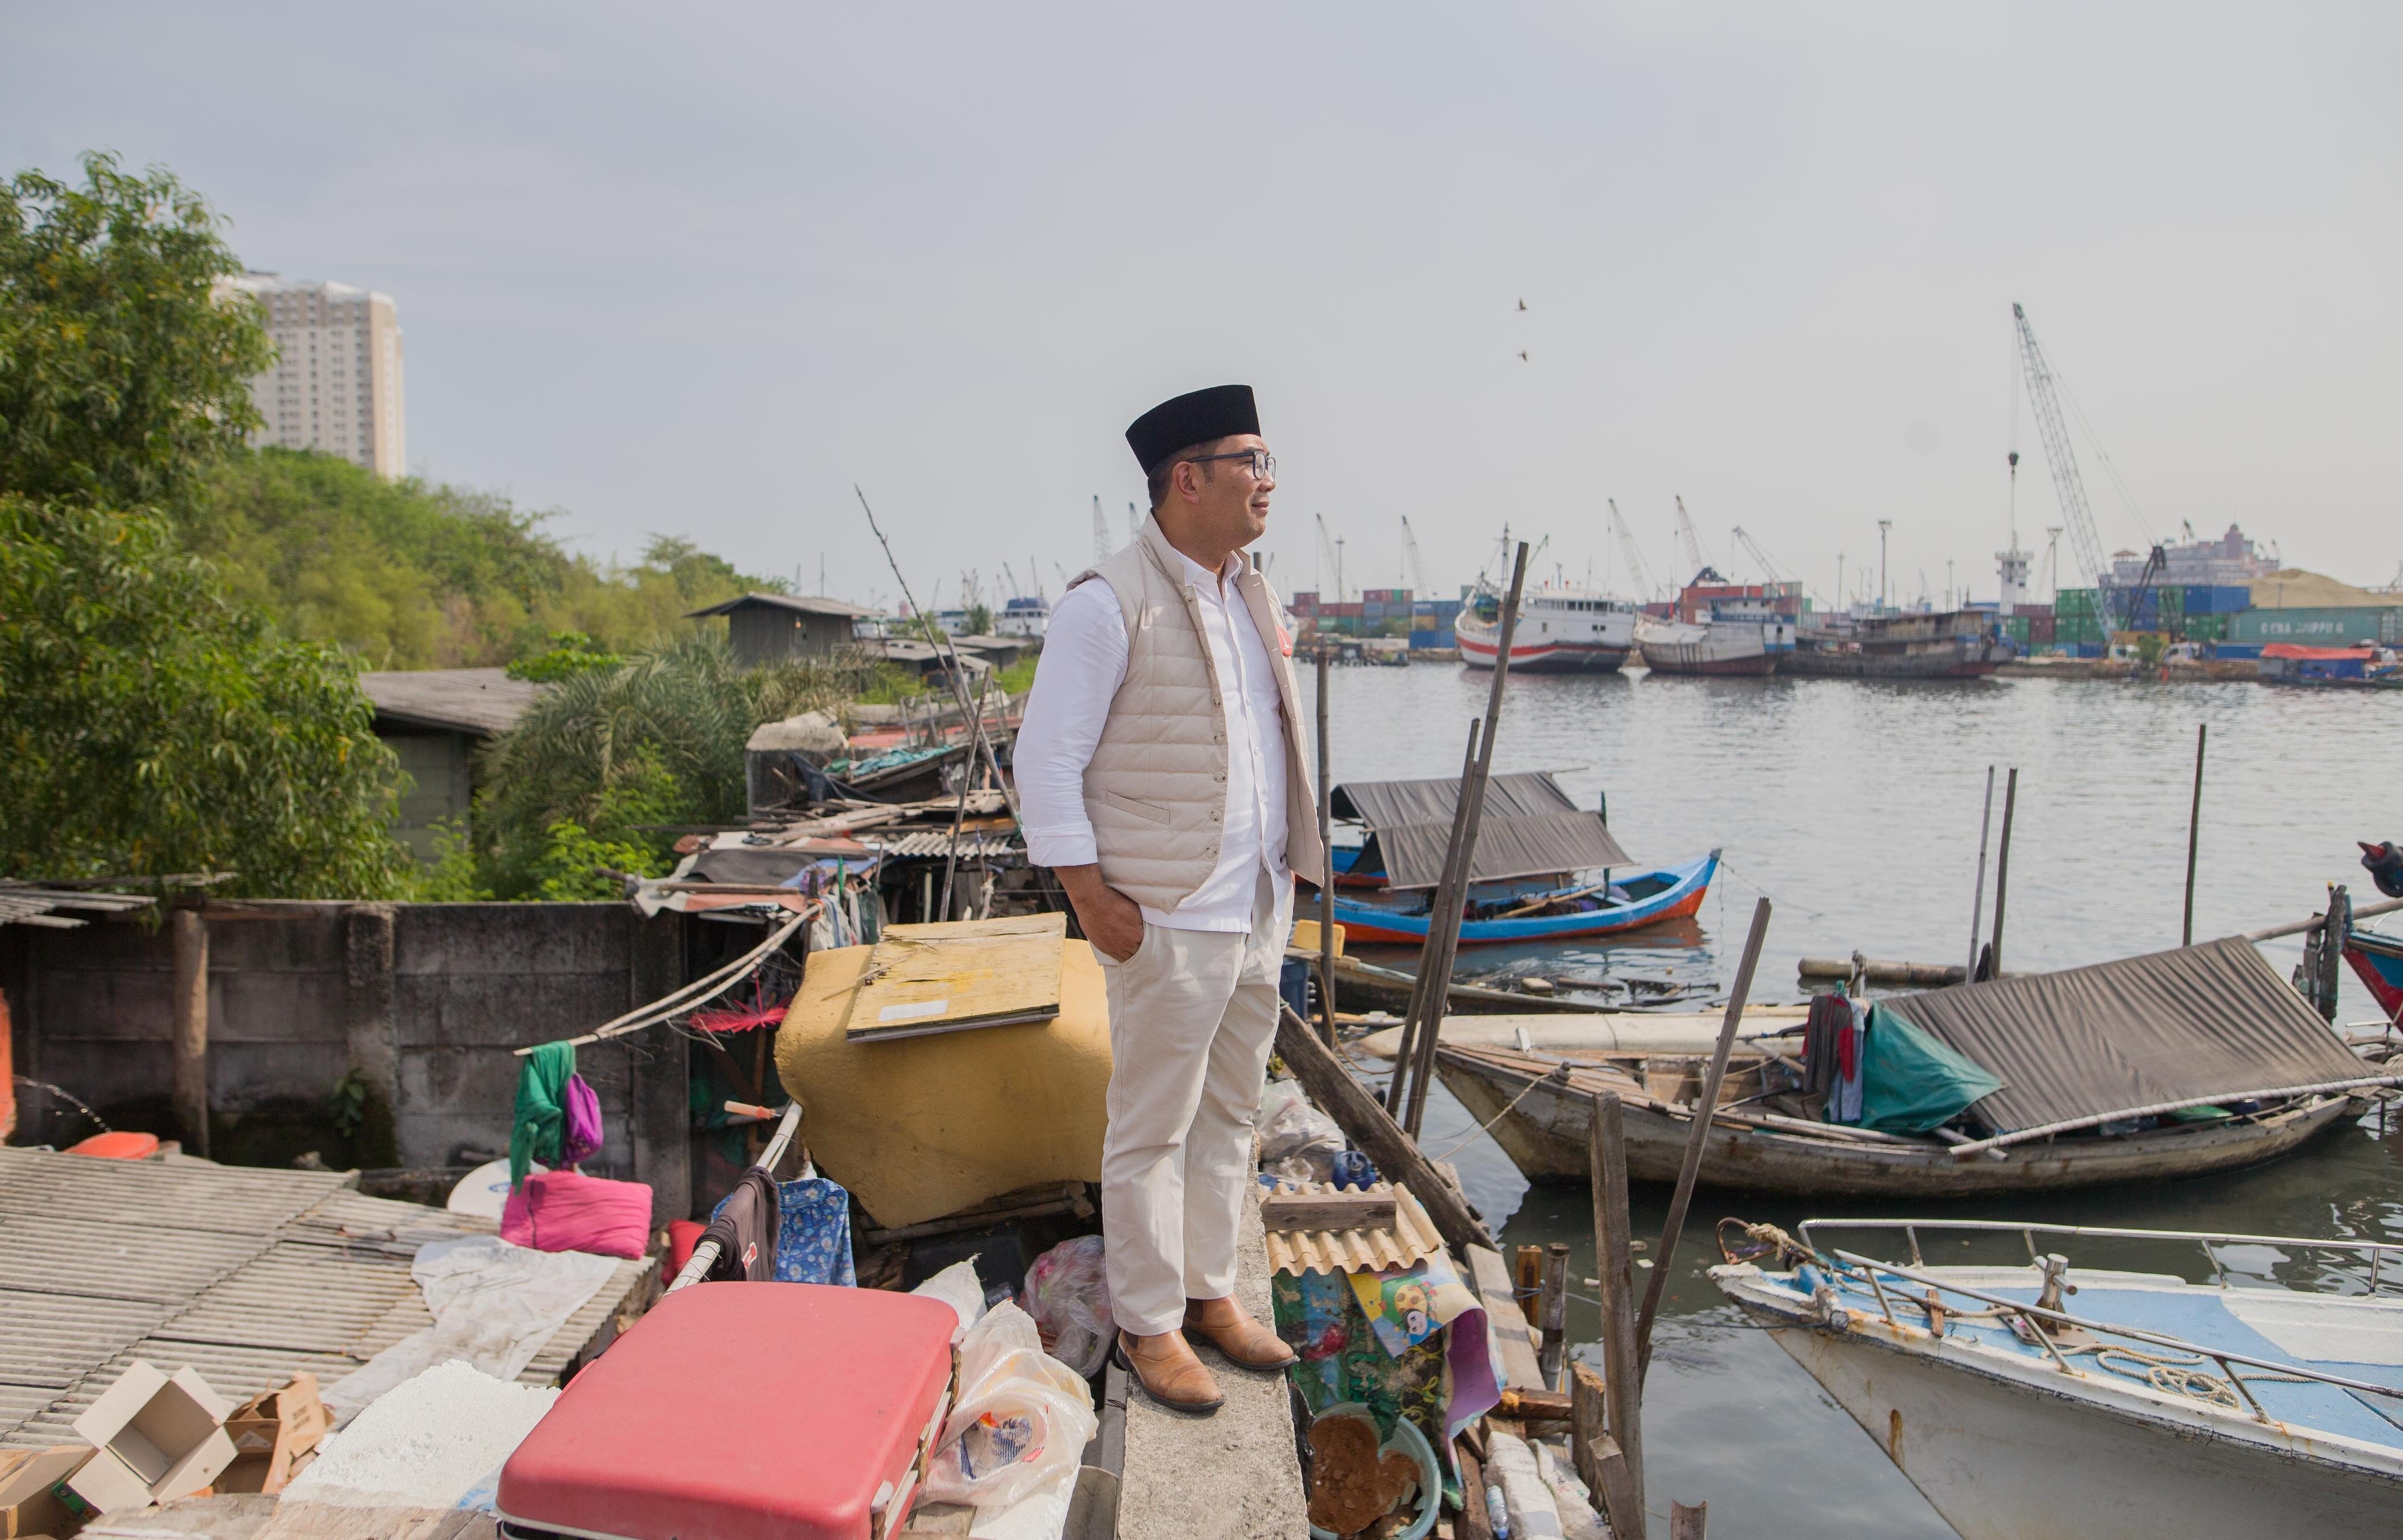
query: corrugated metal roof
0 1148 650 1449
360 668 546 737
1261 1182 1445 1277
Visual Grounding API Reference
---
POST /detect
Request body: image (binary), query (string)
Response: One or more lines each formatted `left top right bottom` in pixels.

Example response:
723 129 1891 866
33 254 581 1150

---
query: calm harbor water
1316 664 2403 1538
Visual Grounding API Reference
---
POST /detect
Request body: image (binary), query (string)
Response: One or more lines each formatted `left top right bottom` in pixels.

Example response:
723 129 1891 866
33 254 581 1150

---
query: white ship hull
1633 614 1792 675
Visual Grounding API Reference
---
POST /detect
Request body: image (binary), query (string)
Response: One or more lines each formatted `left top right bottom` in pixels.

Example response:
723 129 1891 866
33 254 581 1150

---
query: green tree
0 152 273 509
184 450 799 668
474 633 879 898
0 497 407 897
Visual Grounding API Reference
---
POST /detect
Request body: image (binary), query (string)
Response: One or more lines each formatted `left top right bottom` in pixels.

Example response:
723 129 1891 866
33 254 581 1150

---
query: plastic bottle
1486 1481 1512 1539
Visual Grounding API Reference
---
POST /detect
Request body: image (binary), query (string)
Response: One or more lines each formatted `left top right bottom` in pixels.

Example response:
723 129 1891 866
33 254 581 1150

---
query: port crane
1607 499 1660 601
2013 303 2168 632
1091 496 1111 563
1399 516 1431 597
1729 526 1798 587
1315 514 1344 601
1673 497 1710 582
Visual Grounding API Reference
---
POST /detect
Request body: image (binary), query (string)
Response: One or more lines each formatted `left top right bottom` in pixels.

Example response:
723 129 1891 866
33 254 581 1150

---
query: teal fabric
510 1040 576 1190
1856 1006 2006 1134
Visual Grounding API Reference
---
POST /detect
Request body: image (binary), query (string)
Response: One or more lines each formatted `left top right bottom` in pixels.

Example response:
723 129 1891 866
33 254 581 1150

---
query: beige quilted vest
1069 518 1326 912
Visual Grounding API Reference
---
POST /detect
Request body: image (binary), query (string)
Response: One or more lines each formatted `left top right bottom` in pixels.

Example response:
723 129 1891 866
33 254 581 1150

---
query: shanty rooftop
360 668 547 738
0 1147 650 1449
1330 770 1632 889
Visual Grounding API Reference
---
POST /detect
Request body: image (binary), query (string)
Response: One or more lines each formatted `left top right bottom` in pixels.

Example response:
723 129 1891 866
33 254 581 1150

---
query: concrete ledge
1117 1182 1307 1540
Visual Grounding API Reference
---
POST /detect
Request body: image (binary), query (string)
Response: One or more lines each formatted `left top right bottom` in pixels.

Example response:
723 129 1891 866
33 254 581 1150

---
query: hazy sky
8 3 2397 610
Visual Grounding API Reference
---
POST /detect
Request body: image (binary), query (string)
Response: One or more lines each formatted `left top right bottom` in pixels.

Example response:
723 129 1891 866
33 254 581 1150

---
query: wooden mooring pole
1671 1499 1710 1537
171 906 210 1158
1967 765 1995 978
1401 541 1530 1137
1537 1242 1570 1389
1580 1089 1645 1533
1385 719 1480 1115
1315 645 1337 1043
2183 724 2207 947
1989 767 2019 976
1637 895 1772 1383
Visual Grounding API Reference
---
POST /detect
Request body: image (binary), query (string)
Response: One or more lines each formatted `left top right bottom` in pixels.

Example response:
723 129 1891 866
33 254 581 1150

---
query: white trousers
1098 867 1290 1336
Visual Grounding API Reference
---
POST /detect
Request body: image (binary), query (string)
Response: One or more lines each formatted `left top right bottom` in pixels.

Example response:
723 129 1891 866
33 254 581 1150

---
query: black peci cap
1125 384 1259 474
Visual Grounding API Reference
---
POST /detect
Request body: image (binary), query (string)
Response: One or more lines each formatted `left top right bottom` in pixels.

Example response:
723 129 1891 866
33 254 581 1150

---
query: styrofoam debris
280 1360 557 1510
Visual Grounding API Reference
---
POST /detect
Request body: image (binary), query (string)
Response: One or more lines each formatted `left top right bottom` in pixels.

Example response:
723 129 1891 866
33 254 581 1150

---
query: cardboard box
215 1374 326 1496
62 1362 235 1515
0 1445 93 1538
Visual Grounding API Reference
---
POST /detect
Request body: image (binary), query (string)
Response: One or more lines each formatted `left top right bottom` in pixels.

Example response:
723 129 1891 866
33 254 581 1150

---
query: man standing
1017 384 1325 1413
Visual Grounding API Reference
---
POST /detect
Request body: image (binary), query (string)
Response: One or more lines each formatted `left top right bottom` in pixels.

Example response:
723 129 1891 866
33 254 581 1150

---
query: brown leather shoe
1183 1296 1299 1371
1115 1330 1224 1415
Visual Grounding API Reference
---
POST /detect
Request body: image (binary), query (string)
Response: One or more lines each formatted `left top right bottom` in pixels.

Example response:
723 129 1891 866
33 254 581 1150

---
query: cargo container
2028 615 2056 645
1361 587 1412 604
2182 613 2229 642
2212 642 2264 661
1408 628 1457 649
2183 585 2252 616
2230 606 2403 646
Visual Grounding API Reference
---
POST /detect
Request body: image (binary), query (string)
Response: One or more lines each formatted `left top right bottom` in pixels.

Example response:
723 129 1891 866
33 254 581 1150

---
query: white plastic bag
1022 1236 1115 1378
1259 1098 1344 1181
922 1303 1098 1511
1532 1437 1610 1540
911 1257 990 1345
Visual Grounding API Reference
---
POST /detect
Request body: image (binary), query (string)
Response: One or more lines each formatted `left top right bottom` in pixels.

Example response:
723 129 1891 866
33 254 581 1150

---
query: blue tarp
1855 1005 2007 1134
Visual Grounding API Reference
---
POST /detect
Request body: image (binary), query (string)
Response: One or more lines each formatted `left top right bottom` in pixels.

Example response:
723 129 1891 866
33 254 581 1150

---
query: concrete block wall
1 902 693 1223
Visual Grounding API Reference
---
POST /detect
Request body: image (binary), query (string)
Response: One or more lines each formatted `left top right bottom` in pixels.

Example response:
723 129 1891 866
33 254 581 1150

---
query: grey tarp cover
1330 772 1633 890
1883 937 2367 1133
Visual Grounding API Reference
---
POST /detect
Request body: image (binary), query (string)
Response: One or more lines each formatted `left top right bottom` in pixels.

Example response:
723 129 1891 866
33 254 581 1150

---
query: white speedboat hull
1717 1263 2403 1539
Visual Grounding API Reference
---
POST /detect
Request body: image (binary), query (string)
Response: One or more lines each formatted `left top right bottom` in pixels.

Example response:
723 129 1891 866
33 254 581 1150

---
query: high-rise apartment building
225 273 407 477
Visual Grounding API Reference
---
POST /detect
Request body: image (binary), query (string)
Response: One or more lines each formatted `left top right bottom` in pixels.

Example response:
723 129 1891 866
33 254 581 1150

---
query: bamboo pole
1385 720 1481 1113
171 907 210 1158
1316 646 1337 1044
2246 894 2403 943
1403 543 1530 1134
2183 724 2207 947
1989 767 2019 976
1636 896 1772 1382
1587 1090 1645 1529
1967 765 1995 977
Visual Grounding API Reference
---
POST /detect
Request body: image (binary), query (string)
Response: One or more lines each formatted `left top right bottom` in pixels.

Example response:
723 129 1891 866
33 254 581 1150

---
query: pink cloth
500 1169 654 1259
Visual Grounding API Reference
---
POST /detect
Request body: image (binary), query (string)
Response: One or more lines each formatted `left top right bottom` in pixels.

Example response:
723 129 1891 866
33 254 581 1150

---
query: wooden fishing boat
1330 852 1717 947
1632 612 1790 675
1714 1219 2403 1538
1433 1041 2357 1195
1456 585 1636 673
1433 936 2394 1195
1314 951 1623 1014
2345 922 2403 1022
1785 610 2003 679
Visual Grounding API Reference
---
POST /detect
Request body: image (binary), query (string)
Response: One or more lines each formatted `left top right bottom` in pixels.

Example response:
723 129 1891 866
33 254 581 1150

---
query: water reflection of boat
1433 937 2391 1194
1713 1219 2403 1539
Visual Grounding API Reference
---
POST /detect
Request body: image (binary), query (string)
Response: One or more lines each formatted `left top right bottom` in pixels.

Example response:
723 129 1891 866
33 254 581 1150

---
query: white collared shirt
1018 546 1290 932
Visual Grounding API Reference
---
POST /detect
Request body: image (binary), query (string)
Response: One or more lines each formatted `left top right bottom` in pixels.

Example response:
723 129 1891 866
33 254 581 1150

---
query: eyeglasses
1184 448 1275 481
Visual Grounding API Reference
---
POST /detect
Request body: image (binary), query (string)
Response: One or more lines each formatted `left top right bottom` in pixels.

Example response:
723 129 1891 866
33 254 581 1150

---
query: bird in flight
1518 350 1529 362
1516 298 1528 311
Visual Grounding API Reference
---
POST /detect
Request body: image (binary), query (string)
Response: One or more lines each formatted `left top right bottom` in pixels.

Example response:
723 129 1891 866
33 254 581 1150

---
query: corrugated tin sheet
1262 1183 1445 1277
1328 772 1633 890
0 1148 652 1449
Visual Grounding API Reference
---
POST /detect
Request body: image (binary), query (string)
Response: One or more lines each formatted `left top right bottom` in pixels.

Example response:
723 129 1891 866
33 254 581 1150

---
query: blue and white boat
1713 1217 2403 1539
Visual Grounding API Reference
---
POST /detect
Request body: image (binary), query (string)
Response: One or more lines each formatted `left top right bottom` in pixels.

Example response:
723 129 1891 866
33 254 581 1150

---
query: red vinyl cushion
498 1282 958 1540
